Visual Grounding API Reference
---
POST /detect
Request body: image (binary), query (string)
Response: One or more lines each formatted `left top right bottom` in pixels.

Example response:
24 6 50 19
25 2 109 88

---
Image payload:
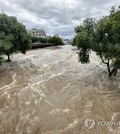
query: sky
0 0 120 39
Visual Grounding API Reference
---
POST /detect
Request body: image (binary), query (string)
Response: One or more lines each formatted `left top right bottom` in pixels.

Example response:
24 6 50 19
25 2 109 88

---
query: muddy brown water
0 45 120 134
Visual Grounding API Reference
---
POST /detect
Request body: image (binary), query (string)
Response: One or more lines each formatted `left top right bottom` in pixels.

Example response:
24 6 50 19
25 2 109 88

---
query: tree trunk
98 46 118 77
107 66 117 77
107 62 111 77
113 68 117 76
106 62 117 77
109 68 115 77
7 54 11 62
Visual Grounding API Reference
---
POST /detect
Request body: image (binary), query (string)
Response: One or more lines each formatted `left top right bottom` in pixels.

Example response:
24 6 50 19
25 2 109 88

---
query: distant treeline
31 35 64 47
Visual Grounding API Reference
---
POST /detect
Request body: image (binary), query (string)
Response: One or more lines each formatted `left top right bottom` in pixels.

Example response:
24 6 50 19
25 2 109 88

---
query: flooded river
0 45 120 134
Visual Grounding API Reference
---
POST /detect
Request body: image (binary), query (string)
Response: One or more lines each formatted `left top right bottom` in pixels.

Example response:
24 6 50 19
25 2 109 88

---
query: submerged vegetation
72 6 120 77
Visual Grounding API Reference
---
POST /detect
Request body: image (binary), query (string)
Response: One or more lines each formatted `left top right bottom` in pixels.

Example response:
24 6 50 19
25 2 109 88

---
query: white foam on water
0 45 120 134
67 119 78 128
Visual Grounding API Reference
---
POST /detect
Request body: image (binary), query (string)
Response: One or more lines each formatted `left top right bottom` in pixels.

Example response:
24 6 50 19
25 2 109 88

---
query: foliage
0 43 5 64
0 12 32 62
31 35 64 48
72 6 120 77
47 35 64 46
31 36 47 43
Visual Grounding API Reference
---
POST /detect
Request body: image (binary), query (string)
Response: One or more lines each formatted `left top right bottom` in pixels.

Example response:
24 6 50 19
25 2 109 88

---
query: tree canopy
31 36 47 43
47 35 64 46
72 6 120 77
0 12 31 62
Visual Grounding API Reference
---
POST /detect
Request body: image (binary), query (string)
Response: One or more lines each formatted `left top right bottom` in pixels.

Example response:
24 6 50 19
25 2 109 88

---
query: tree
31 36 38 43
0 43 5 64
72 6 120 77
39 37 47 43
0 12 32 62
31 36 48 43
48 35 64 46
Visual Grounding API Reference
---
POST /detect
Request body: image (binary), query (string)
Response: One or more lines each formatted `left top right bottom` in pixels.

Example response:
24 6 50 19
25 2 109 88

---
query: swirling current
0 45 120 134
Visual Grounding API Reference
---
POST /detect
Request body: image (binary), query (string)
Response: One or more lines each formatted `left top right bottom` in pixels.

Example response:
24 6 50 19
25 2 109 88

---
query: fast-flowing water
0 45 120 134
